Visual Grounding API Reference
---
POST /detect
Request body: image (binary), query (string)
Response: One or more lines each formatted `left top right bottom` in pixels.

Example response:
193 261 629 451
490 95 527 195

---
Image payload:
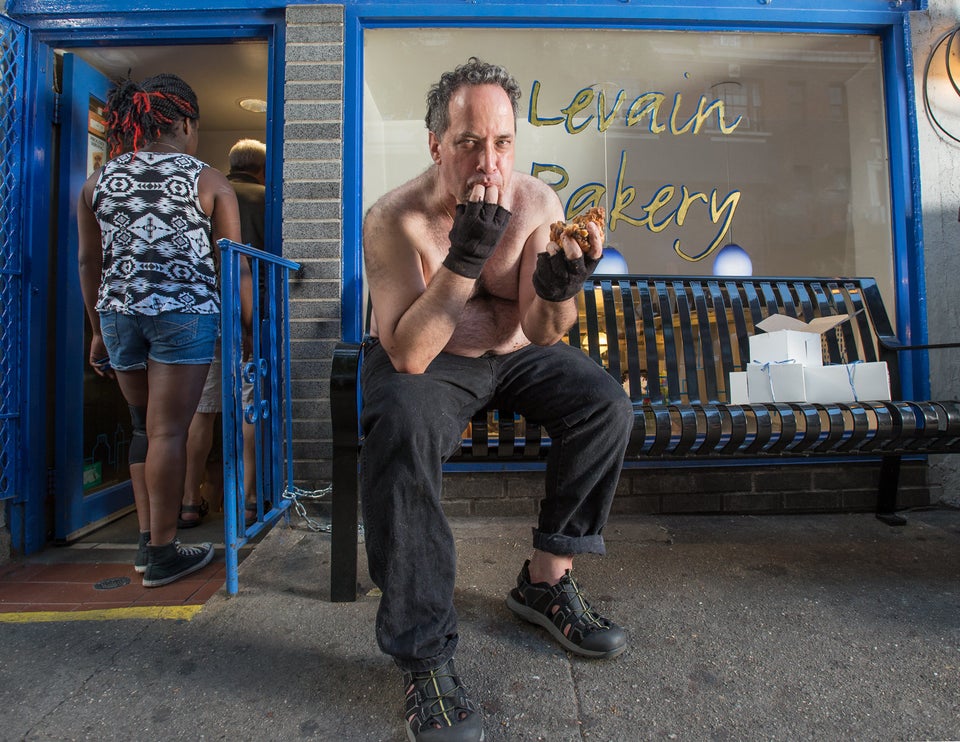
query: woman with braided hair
77 73 243 587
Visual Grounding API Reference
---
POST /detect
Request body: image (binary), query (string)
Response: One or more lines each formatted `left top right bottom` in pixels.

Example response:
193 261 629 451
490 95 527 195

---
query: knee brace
128 405 148 465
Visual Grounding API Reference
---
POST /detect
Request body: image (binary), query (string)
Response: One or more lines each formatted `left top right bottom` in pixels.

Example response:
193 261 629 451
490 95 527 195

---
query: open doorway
50 41 269 543
67 43 269 171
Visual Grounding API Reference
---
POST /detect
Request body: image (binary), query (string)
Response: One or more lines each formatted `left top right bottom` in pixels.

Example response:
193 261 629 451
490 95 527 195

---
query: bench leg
330 445 359 601
876 454 907 527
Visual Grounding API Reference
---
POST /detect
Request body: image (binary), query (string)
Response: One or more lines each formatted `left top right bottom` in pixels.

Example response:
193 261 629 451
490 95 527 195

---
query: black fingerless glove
442 201 512 279
532 250 601 302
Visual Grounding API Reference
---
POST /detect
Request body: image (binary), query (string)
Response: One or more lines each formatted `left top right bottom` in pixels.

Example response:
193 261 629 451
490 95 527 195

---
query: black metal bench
329 275 960 601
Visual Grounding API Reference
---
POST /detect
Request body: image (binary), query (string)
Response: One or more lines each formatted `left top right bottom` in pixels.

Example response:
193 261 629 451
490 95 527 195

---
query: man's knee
128 405 148 465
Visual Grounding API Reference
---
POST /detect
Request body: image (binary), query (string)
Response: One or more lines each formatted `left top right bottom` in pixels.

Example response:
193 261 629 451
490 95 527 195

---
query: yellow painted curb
0 604 204 623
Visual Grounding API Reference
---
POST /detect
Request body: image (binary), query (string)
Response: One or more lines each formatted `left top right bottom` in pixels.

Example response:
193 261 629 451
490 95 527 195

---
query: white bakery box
729 313 891 404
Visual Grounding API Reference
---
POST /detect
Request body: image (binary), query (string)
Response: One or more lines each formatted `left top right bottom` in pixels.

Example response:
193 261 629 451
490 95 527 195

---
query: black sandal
403 657 483 741
506 559 627 659
177 498 209 529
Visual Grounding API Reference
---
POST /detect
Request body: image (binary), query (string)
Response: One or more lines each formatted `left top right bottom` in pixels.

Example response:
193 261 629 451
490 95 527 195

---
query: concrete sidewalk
1 509 959 741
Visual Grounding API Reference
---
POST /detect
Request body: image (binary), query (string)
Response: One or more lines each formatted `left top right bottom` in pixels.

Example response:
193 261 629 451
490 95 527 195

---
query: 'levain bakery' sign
528 80 742 262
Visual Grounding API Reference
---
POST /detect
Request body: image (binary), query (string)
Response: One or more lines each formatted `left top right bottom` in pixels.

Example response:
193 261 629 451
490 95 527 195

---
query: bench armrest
329 339 365 602
331 340 364 447
879 338 960 351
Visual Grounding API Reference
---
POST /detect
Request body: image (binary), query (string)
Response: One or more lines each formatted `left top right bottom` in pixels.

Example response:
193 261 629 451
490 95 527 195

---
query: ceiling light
238 98 267 113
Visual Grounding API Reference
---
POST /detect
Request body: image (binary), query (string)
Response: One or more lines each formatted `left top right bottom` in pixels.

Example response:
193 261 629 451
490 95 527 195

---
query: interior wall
199 130 270 174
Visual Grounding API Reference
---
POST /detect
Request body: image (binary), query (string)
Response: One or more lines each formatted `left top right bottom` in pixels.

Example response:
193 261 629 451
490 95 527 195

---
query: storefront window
364 28 894 308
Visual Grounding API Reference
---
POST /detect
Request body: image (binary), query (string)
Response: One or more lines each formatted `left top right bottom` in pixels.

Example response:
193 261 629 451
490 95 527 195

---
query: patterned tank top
92 151 219 315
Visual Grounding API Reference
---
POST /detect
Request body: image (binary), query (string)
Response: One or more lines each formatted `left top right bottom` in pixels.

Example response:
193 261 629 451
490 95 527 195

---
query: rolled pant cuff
390 634 459 674
531 529 606 556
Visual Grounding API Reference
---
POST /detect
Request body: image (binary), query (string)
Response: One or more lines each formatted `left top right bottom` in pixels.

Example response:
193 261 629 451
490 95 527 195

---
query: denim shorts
99 311 220 371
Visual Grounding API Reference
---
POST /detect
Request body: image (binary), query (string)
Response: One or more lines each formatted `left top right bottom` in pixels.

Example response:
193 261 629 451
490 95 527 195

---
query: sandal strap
519 567 613 642
404 659 478 735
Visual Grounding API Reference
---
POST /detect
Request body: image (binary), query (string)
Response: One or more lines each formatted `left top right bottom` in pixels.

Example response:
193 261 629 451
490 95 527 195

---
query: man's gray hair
425 57 522 138
228 138 267 173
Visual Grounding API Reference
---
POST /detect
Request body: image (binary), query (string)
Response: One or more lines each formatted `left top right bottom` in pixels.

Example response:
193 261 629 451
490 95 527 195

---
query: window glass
364 28 893 308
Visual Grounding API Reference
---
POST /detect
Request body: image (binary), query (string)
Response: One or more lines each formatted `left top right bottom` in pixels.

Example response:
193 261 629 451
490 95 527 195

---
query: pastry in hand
549 206 605 251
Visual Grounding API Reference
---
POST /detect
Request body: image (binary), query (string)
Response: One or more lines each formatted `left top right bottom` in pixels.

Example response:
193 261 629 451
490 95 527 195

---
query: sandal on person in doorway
177 498 209 529
244 500 272 528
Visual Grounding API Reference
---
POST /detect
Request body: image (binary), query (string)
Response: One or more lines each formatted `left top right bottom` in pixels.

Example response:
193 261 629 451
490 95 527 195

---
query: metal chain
281 484 365 541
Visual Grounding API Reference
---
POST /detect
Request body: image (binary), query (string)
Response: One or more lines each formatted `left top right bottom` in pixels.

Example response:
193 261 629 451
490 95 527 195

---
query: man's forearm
521 296 579 346
382 269 475 374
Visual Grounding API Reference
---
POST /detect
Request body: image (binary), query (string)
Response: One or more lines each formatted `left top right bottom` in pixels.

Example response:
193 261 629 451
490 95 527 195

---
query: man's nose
476 144 498 173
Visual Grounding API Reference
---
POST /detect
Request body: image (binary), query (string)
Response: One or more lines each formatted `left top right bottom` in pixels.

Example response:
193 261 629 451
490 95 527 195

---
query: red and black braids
104 73 200 157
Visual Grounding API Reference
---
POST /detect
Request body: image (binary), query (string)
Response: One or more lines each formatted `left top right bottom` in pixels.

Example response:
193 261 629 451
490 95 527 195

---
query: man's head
228 139 267 182
425 57 522 139
427 59 522 203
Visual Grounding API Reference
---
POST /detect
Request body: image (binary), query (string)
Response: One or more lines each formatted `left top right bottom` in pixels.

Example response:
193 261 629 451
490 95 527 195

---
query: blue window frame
342 0 928 400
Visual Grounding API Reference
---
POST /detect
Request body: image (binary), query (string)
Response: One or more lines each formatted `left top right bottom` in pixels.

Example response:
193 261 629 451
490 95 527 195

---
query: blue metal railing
219 238 301 595
0 18 25 504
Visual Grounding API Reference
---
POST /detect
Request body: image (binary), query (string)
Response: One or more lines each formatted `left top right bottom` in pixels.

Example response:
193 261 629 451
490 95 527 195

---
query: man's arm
363 204 476 374
518 197 604 346
364 193 511 374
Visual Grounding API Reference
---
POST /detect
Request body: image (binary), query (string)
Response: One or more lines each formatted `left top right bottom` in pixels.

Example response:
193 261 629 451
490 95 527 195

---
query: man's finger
559 234 584 260
468 183 486 202
482 185 499 204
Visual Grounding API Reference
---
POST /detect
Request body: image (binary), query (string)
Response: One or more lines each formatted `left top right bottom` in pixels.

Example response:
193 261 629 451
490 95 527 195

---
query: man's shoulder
510 171 561 206
365 173 431 227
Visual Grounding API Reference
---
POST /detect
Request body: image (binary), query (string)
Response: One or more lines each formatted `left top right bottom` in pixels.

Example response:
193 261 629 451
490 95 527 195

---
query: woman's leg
113 370 150 532
143 361 211 546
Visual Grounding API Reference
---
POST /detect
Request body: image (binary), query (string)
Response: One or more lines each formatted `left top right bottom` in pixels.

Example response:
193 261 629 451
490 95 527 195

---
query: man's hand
533 218 603 302
442 200 512 279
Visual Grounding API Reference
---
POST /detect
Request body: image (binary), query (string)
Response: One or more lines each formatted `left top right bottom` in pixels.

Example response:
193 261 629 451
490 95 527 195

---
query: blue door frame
4 4 286 554
54 52 134 542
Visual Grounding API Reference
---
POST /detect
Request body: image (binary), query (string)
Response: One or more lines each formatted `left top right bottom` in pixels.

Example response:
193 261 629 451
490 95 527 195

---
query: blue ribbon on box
748 359 797 403
844 360 863 402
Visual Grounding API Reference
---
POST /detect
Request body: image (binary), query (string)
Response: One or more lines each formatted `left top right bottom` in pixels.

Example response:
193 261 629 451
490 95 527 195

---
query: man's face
430 83 516 202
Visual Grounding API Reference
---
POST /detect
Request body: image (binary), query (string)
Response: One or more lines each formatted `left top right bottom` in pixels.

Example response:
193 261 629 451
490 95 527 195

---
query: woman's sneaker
506 560 627 659
142 540 214 587
134 531 150 574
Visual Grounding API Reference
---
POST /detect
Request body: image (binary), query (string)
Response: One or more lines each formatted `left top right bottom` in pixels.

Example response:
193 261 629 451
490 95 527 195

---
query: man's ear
428 132 441 164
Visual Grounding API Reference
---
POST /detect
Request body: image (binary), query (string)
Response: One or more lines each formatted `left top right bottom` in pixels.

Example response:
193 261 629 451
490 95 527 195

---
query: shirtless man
360 58 633 742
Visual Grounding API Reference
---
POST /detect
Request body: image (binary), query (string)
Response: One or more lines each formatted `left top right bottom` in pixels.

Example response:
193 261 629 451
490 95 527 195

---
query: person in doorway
360 57 633 741
226 138 267 527
179 138 266 529
177 347 218 528
77 73 243 587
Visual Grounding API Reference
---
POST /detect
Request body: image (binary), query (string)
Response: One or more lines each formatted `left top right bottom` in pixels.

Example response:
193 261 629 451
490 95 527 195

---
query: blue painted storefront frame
4 4 286 554
341 1 929 402
2 0 933 547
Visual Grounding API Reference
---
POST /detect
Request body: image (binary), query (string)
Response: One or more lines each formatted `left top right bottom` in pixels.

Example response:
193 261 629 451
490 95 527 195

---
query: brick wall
283 4 345 490
439 461 931 519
